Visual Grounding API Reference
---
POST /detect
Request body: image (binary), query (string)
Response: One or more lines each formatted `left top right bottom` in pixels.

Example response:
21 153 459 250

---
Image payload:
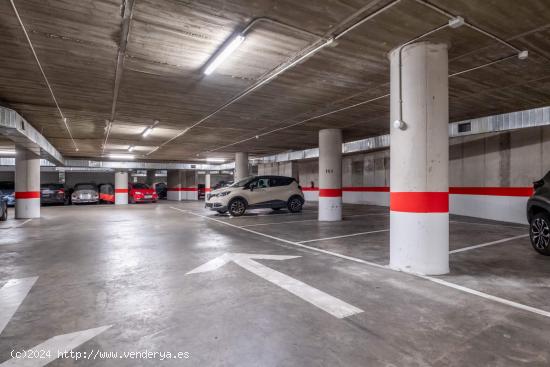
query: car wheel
129 196 135 204
217 209 228 214
287 196 303 213
530 212 550 255
228 199 246 217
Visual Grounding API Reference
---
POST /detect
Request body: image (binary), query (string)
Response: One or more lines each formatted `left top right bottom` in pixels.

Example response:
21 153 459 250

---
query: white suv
205 175 305 216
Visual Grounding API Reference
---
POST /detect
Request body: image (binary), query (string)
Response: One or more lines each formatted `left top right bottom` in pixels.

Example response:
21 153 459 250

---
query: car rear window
132 183 149 189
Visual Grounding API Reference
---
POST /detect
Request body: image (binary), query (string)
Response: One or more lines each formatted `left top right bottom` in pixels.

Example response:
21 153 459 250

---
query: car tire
217 209 228 214
530 212 550 255
287 196 303 213
129 196 135 204
228 198 246 217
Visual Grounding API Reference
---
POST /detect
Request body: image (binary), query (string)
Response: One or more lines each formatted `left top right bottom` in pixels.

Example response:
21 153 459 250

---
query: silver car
71 183 99 204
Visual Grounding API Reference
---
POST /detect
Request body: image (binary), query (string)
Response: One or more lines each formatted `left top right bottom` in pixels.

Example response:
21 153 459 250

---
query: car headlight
135 191 142 195
219 191 231 197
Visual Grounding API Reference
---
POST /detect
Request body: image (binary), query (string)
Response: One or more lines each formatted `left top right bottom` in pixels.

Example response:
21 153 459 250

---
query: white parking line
170 206 550 320
297 229 389 244
449 220 527 230
240 213 388 228
0 218 32 231
450 234 530 254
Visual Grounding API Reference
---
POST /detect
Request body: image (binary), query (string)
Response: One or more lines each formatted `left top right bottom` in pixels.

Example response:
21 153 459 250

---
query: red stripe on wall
302 186 533 197
15 191 40 199
183 187 198 192
390 192 449 213
449 187 533 197
343 186 389 192
114 188 128 193
302 187 319 191
205 188 211 192
319 188 342 197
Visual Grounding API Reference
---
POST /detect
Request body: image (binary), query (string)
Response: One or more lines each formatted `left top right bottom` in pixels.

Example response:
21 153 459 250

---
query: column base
15 198 40 219
167 191 181 201
318 196 342 221
115 193 128 205
389 211 449 275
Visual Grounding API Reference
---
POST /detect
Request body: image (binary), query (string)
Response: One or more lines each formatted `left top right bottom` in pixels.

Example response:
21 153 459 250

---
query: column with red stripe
388 42 449 275
114 171 128 205
15 146 40 219
167 170 183 201
318 129 342 221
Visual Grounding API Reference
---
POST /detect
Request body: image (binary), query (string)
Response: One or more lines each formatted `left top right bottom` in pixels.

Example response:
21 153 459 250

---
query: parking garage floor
1 202 549 366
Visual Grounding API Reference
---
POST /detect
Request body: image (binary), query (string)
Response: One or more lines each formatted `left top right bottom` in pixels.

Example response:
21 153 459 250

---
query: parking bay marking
171 206 550 320
297 229 389 244
0 277 111 366
186 252 363 319
450 234 530 254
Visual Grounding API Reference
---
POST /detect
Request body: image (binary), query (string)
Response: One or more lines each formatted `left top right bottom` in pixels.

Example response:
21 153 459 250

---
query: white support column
185 170 198 200
235 152 249 181
167 170 182 201
15 146 40 219
205 173 211 198
114 171 128 205
318 129 342 221
389 42 449 275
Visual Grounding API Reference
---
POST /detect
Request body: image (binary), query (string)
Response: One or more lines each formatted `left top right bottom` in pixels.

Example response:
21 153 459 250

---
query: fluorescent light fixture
128 145 135 152
0 150 16 155
109 154 135 160
206 158 226 162
204 34 245 75
142 127 154 137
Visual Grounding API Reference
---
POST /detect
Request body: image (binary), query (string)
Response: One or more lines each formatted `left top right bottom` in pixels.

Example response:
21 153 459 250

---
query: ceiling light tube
206 158 226 162
204 34 245 75
142 127 154 137
0 150 16 155
109 154 135 160
128 145 135 152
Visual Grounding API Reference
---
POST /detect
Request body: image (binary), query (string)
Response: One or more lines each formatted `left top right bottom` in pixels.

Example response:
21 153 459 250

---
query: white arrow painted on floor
0 325 112 367
0 277 38 335
0 277 111 366
187 253 363 319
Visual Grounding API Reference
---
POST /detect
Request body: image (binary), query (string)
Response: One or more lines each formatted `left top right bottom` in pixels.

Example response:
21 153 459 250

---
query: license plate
205 203 213 208
145 195 152 199
83 194 90 199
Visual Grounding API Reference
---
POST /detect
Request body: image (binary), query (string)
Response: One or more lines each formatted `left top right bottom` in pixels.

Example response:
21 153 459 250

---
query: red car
128 183 158 203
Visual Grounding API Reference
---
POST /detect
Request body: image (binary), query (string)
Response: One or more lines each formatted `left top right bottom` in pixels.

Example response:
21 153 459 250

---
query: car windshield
41 184 63 190
229 177 254 187
132 183 149 189
75 184 96 191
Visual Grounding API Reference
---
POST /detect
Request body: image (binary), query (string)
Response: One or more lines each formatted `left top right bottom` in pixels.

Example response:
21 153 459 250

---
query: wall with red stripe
258 127 550 224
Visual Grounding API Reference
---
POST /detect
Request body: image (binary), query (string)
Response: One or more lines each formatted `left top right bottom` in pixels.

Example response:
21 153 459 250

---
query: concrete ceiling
0 0 549 163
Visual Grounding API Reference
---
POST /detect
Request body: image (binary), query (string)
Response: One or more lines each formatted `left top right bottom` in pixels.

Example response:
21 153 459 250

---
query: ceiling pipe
9 0 79 152
102 0 136 155
147 0 404 156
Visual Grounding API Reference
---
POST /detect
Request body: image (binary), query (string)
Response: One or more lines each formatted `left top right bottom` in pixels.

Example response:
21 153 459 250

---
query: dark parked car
527 171 550 255
98 183 115 204
71 183 99 204
153 182 167 200
0 197 7 221
40 183 69 205
0 181 15 207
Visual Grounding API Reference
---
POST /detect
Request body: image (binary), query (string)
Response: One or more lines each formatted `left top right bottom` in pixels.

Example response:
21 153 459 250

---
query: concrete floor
1 201 549 366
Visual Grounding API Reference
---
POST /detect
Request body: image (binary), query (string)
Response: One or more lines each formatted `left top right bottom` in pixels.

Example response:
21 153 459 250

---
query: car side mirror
249 185 254 191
